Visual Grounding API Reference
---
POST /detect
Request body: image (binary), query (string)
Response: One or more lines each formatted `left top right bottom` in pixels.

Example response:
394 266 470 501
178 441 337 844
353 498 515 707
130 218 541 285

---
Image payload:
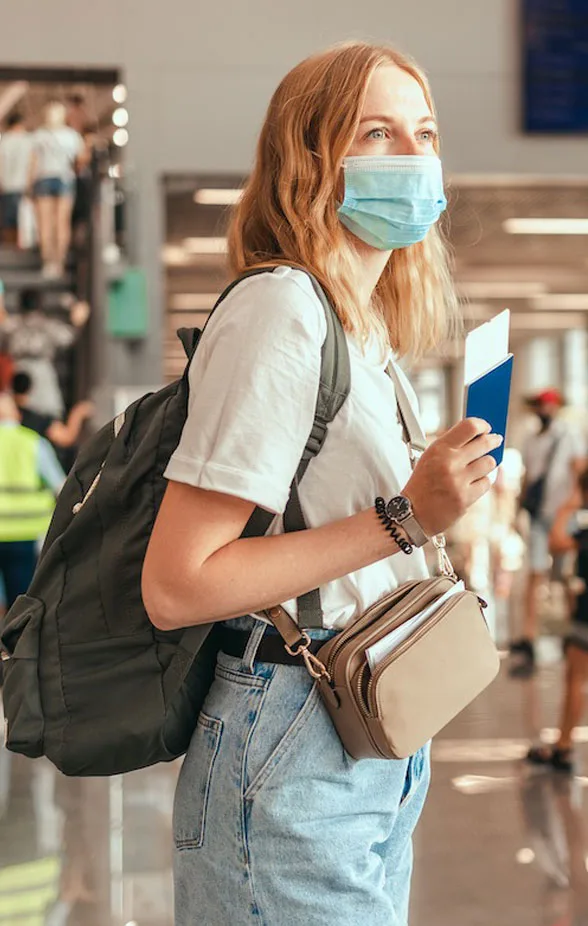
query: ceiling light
509 312 585 329
516 848 535 865
458 281 547 299
169 293 220 310
112 107 129 128
182 237 228 254
162 245 189 265
532 293 588 310
504 218 588 235
194 188 243 205
108 164 121 179
113 128 129 147
113 84 128 104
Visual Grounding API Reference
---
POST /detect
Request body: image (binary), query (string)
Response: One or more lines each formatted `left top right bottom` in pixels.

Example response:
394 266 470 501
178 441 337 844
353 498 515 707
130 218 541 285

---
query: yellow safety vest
0 425 56 542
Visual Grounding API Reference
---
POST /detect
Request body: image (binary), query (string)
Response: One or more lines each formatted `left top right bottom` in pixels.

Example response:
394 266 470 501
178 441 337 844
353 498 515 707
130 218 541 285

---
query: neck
14 395 27 408
349 233 392 305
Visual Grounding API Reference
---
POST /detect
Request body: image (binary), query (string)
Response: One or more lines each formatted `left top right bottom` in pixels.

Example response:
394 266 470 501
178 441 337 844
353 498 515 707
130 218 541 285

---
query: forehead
361 64 432 120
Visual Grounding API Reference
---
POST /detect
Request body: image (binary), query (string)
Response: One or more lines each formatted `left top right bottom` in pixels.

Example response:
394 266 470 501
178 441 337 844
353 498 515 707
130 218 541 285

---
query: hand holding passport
463 309 513 467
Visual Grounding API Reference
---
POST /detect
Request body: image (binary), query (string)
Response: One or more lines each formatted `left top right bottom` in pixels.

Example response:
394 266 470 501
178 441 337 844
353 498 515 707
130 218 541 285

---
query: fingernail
494 434 504 444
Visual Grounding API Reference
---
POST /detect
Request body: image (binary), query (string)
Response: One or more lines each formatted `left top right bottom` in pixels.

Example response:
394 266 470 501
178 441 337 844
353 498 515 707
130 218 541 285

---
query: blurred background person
0 112 33 247
29 101 84 279
526 467 588 773
0 288 89 418
510 389 586 677
0 392 64 613
11 370 94 453
0 280 12 392
65 93 89 135
10 366 93 475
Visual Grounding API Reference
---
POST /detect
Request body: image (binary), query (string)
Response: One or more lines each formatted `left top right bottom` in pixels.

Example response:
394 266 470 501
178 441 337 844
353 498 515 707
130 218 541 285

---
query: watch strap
401 512 429 548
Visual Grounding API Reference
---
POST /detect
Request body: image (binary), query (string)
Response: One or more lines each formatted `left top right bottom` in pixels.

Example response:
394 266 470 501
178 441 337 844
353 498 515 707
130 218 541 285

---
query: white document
365 581 465 672
463 309 510 386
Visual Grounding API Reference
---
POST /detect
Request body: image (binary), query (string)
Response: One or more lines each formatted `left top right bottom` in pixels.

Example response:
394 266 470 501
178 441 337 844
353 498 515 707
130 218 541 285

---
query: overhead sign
522 0 588 133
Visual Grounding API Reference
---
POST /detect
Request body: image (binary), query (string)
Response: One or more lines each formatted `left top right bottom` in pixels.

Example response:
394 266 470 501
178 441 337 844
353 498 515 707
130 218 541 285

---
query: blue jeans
33 177 75 198
0 540 37 609
0 192 21 228
174 619 430 925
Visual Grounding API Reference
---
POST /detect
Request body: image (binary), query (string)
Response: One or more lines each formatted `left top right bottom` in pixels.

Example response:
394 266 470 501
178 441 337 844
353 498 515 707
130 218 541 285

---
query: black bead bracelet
375 497 414 555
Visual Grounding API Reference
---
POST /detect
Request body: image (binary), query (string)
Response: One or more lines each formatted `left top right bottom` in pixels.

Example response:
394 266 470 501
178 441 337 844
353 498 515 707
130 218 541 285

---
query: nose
393 133 421 156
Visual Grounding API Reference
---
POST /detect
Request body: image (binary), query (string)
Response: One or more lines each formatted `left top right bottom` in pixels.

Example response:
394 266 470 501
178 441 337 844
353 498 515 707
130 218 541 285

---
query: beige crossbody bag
262 365 500 760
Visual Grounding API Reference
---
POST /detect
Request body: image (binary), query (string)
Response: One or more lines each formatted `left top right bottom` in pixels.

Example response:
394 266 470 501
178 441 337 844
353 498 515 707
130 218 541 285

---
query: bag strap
387 359 456 579
543 430 562 477
385 361 427 459
177 266 351 629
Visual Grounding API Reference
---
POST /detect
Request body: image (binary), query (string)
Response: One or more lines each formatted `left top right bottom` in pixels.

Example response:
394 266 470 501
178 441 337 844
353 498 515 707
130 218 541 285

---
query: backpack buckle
302 418 328 460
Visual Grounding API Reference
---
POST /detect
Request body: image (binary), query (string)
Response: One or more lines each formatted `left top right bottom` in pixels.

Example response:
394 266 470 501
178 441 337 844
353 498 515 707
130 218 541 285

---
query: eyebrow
359 115 437 126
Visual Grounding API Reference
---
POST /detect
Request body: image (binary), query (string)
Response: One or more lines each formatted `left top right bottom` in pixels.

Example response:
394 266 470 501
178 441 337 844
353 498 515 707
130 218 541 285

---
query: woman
142 42 501 925
29 101 84 279
527 467 588 773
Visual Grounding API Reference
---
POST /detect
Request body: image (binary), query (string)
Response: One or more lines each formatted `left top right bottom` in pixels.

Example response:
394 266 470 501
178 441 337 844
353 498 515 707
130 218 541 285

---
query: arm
27 151 38 193
45 401 94 448
37 438 66 495
142 419 501 630
549 488 582 555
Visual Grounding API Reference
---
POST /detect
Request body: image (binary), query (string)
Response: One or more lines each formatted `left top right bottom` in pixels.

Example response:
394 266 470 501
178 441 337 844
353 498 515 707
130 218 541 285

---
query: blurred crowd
0 97 98 278
0 282 94 617
0 94 99 619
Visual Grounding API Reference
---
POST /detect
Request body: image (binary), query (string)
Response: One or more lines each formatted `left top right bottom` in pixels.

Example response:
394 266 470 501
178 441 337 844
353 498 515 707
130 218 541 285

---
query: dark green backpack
0 268 350 776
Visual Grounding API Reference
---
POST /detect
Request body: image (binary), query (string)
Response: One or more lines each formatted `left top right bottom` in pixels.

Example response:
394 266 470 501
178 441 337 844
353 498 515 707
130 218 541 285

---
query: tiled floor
2 647 588 925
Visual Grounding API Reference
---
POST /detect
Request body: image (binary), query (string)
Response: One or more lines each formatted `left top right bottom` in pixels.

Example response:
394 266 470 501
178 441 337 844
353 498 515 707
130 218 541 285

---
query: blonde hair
44 101 66 130
228 41 458 359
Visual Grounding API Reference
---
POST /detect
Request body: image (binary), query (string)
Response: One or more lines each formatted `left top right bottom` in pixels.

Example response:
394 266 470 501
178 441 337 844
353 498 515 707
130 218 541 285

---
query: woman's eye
366 127 388 141
419 129 438 143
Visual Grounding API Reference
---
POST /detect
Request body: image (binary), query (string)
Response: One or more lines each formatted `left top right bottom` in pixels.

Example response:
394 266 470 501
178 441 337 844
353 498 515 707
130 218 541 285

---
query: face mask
337 155 447 250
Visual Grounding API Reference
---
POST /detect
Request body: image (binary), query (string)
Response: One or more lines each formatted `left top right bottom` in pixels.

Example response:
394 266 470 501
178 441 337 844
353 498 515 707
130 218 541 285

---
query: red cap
534 388 563 406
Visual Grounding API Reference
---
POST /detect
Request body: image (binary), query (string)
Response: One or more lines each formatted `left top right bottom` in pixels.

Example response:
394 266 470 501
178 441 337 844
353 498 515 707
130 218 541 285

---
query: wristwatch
385 495 429 548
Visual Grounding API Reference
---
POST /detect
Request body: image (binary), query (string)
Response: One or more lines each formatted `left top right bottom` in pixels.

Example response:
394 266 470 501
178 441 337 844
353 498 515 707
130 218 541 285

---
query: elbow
141 575 181 631
141 566 212 631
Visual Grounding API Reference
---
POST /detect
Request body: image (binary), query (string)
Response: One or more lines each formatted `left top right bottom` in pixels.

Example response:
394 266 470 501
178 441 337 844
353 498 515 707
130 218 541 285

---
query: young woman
142 42 501 925
29 101 84 279
527 467 588 773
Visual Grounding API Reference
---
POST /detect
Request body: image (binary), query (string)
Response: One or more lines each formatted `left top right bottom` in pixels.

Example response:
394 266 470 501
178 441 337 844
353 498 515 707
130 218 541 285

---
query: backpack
0 268 351 777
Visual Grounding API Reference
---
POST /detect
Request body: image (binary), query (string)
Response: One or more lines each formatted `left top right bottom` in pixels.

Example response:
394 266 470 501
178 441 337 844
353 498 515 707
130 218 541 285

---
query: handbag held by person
263 367 500 761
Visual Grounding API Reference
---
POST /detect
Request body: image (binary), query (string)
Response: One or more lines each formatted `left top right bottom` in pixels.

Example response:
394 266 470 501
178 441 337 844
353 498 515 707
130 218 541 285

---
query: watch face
386 495 412 522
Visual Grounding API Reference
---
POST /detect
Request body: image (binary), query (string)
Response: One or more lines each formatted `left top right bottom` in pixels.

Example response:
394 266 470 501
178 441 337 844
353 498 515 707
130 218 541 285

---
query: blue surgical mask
337 155 447 250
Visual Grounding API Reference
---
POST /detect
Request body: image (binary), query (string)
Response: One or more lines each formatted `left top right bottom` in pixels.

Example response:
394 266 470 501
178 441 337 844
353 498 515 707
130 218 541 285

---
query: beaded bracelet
374 497 414 555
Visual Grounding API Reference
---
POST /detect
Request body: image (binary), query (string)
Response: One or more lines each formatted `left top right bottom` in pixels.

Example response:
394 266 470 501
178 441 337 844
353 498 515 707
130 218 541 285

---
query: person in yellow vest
0 392 64 610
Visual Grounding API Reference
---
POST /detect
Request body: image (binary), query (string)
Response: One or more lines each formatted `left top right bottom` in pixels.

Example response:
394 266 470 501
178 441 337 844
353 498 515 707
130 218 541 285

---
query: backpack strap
177 266 351 629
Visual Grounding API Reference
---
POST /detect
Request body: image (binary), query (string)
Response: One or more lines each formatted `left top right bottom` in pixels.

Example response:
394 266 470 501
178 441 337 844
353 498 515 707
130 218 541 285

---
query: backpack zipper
72 411 126 515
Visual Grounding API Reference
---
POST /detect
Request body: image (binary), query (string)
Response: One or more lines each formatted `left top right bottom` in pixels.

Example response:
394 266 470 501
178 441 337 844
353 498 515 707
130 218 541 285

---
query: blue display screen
522 0 588 133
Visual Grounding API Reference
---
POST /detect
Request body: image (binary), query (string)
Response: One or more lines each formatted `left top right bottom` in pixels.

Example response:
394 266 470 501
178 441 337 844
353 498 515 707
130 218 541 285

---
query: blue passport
464 354 513 466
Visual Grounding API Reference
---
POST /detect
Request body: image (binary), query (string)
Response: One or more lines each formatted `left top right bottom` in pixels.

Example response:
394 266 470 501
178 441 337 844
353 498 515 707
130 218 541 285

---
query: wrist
374 497 415 555
381 492 429 548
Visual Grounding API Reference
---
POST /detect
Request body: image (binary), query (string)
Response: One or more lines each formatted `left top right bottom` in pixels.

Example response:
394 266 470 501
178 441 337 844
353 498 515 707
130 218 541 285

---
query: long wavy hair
228 41 458 359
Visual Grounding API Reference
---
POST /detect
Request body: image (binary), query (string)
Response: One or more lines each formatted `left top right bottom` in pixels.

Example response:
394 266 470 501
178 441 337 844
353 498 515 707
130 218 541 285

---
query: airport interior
1 1 588 923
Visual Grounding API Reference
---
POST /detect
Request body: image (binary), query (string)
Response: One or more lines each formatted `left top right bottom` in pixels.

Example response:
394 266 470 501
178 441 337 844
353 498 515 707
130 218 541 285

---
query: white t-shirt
164 267 429 630
523 418 585 520
32 127 83 183
0 131 34 193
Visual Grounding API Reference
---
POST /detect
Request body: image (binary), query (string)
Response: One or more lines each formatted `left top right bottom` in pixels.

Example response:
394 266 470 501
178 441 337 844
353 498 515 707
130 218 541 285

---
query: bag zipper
72 412 126 515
